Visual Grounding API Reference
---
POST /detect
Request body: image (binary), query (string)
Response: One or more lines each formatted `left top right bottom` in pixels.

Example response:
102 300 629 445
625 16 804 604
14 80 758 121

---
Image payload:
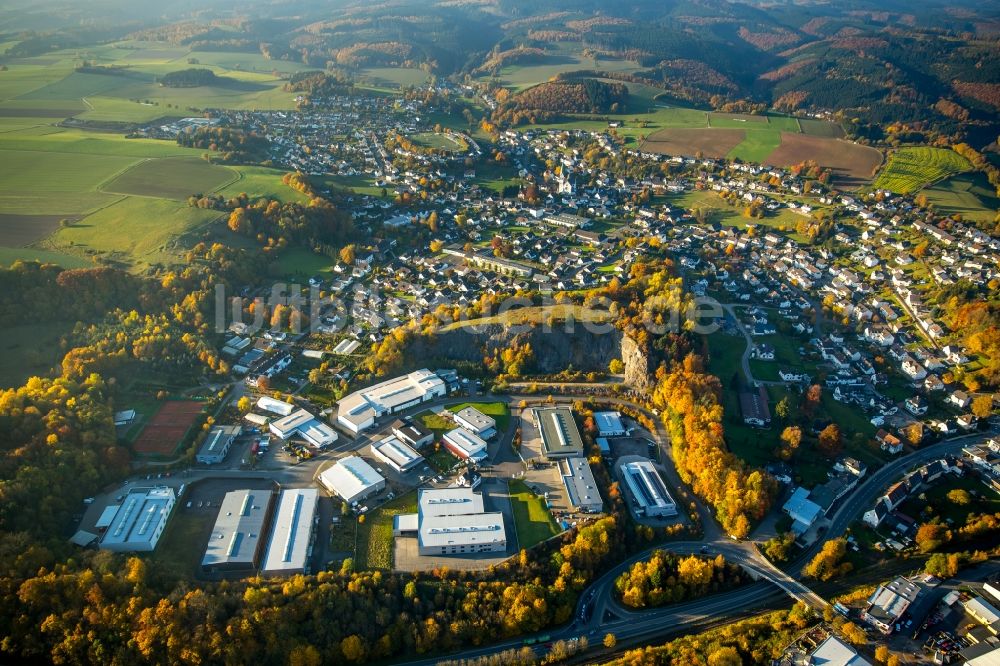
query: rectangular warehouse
269 409 337 448
621 460 677 517
442 427 489 463
534 407 585 459
261 488 318 577
594 411 627 438
452 406 497 439
201 489 274 573
318 455 385 504
411 488 506 556
337 369 446 434
100 487 176 552
559 456 603 513
196 425 242 464
371 435 425 474
391 419 434 448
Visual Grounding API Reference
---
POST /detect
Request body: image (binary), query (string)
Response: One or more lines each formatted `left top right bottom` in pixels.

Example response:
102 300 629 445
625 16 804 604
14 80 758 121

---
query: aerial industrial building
201 489 273 573
318 455 385 504
269 408 337 448
394 488 506 556
559 456 603 513
261 488 319 576
391 419 434 449
620 460 678 517
100 487 176 552
442 427 489 463
336 369 446 434
452 406 497 439
862 576 923 634
196 425 242 464
256 396 294 416
594 411 627 438
534 407 585 459
371 435 425 474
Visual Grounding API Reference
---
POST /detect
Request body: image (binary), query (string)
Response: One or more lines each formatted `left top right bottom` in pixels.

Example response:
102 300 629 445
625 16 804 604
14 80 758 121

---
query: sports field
409 131 466 152
872 146 972 194
132 400 204 455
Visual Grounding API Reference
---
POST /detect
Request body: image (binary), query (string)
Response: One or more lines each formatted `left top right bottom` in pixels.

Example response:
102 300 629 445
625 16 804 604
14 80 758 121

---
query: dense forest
158 68 223 88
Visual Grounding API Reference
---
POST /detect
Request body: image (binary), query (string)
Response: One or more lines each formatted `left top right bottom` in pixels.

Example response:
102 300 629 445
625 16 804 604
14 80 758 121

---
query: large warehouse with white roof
534 407 585 459
201 489 273 573
442 427 489 463
269 408 337 448
620 459 677 517
371 435 425 473
261 488 318 576
100 487 176 552
318 455 385 504
336 369 446 434
394 488 506 556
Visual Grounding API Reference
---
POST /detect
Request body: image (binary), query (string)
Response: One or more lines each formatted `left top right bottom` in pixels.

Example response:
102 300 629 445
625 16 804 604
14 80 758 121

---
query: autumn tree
237 396 252 412
840 621 867 645
915 522 951 553
818 423 842 458
947 489 972 505
971 394 994 419
603 633 617 649
804 538 852 581
340 244 356 265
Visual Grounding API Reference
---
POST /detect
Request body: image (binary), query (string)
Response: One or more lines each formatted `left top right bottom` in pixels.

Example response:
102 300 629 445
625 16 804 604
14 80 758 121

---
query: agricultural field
477 52 642 91
641 128 746 159
641 124 879 188
765 133 882 188
871 146 972 194
358 67 431 89
103 157 237 200
132 399 204 456
508 479 560 549
920 173 999 223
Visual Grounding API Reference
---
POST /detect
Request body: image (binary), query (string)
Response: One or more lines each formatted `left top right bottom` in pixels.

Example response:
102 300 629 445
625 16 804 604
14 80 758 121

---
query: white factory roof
337 369 445 430
373 435 423 469
810 635 873 666
453 406 496 434
622 460 676 512
197 425 239 458
100 487 174 549
594 411 626 435
319 456 384 499
257 396 294 416
559 456 602 511
261 488 318 574
416 488 505 550
202 490 271 568
270 409 336 447
443 427 489 461
332 338 361 355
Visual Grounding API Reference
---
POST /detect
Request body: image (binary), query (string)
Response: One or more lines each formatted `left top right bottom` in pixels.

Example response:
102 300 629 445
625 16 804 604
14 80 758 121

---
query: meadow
871 146 972 194
921 173 999 223
103 157 238 200
507 479 560 548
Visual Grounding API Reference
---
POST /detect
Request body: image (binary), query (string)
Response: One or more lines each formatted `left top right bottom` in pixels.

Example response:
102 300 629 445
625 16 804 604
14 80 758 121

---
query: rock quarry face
412 322 651 389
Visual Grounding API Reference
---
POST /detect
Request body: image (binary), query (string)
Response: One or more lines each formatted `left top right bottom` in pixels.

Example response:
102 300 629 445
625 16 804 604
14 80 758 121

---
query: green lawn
508 479 560 549
358 67 431 88
102 157 237 200
0 148 135 215
727 129 783 163
426 446 460 473
0 247 90 269
45 196 221 269
409 131 465 152
872 147 972 194
355 492 418 571
415 409 454 436
146 509 215 584
448 401 511 432
273 247 335 281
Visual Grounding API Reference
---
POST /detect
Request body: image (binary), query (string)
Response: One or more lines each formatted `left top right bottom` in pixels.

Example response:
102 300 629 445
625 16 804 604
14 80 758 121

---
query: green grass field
921 173 999 223
0 148 134 215
355 491 418 570
872 147 972 194
358 67 431 89
45 197 220 268
508 479 560 549
727 128 783 163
